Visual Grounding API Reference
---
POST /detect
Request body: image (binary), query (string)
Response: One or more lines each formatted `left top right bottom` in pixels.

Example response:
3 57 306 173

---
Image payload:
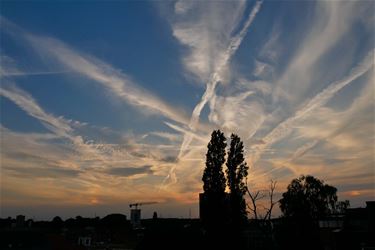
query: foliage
279 175 347 219
202 130 227 194
226 134 249 225
226 134 248 195
335 200 350 214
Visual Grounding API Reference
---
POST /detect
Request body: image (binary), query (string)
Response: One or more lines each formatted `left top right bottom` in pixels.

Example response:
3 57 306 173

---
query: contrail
0 17 190 127
0 84 110 167
179 1 263 158
189 1 263 131
250 50 374 168
163 1 263 185
0 70 69 77
164 122 208 143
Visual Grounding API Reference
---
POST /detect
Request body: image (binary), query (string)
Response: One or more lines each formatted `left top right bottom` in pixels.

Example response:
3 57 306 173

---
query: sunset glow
1 1 374 220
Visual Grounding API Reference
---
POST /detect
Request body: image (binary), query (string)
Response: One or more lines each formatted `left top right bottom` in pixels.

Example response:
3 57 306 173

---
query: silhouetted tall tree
226 134 248 226
202 130 227 194
201 129 227 247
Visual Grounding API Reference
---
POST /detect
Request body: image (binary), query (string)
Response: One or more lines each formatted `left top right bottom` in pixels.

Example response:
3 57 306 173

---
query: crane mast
129 201 158 228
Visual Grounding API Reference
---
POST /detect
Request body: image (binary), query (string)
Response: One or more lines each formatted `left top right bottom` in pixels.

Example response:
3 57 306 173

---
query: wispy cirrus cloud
0 84 118 175
164 121 208 144
156 1 264 186
0 87 187 207
0 55 68 77
274 1 363 104
172 1 263 161
236 2 375 199
171 0 247 82
249 64 374 195
1 17 189 126
0 84 77 141
289 140 319 163
250 50 373 166
188 1 262 130
1 18 202 194
0 83 173 176
1 0 374 216
147 131 182 143
28 36 189 126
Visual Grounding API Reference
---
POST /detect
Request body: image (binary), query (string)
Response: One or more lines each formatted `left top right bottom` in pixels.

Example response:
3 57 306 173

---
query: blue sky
1 0 374 219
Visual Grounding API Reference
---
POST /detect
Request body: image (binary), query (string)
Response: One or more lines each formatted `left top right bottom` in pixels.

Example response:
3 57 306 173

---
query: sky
0 0 374 220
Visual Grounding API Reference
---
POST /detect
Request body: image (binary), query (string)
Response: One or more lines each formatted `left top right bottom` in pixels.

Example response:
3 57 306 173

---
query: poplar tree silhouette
202 130 227 195
226 134 248 227
201 130 227 231
201 131 249 249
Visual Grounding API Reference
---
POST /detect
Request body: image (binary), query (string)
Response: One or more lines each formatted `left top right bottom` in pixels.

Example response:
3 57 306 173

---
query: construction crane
129 201 158 209
129 201 158 228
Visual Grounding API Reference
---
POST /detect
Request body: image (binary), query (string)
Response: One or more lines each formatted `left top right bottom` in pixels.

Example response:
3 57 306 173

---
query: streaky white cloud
159 1 263 185
28 36 189 126
0 50 68 78
248 139 319 181
289 140 319 163
274 1 364 104
294 69 374 151
250 50 374 165
0 84 115 169
0 83 189 180
164 121 208 145
0 55 22 76
253 60 271 78
208 91 265 139
254 70 374 184
147 131 182 143
1 17 189 126
0 86 189 204
161 120 210 186
188 1 263 130
258 25 281 63
0 84 127 172
0 42 69 79
176 1 263 159
0 84 76 141
1 1 373 210
172 0 247 82
238 79 273 96
1 70 68 77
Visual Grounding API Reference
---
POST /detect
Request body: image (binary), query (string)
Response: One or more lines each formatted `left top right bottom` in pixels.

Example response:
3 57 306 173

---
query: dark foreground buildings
318 201 375 250
0 201 374 250
199 196 375 250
